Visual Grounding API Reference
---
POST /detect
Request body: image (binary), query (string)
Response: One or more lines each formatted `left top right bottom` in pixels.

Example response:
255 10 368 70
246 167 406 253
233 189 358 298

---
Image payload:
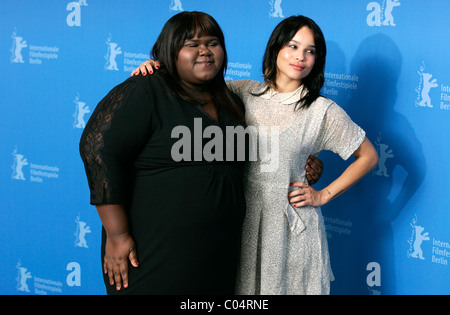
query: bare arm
96 204 138 291
289 137 379 207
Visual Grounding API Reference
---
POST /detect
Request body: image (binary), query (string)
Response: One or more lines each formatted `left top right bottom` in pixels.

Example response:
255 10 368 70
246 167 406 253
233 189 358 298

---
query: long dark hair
151 11 244 122
260 15 327 109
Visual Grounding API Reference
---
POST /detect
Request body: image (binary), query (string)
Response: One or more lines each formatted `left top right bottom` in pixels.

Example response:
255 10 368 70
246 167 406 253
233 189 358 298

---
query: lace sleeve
79 78 152 205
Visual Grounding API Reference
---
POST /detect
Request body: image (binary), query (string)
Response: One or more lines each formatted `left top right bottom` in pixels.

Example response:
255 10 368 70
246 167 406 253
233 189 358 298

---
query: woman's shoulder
313 96 357 125
306 95 337 112
226 79 264 95
96 73 170 111
315 95 336 106
127 71 165 89
121 72 172 101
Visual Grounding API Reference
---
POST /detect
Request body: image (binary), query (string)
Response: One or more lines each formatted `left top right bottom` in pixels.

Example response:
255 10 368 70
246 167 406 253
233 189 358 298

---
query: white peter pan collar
253 83 306 105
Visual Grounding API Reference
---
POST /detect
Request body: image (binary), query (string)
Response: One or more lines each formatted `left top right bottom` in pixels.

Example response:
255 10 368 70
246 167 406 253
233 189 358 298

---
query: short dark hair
151 11 244 122
261 15 327 109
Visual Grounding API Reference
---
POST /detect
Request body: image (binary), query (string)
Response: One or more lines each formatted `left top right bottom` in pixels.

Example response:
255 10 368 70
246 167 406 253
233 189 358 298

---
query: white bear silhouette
106 42 122 71
12 36 27 63
12 153 28 180
411 225 429 260
170 0 183 11
74 100 90 129
419 72 438 108
383 0 401 26
270 0 284 18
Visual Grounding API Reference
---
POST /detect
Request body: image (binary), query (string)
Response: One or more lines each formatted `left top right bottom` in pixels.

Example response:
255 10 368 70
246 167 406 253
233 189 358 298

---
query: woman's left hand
288 182 329 208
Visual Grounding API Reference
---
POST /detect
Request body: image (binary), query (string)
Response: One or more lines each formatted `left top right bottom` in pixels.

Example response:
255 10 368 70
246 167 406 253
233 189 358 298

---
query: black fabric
80 73 247 294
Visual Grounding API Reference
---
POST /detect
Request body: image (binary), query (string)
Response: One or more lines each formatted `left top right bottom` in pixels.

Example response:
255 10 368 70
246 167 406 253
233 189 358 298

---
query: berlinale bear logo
366 0 400 27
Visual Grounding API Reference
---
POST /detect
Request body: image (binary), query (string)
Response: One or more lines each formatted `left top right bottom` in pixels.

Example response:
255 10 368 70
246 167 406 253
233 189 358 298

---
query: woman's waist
246 170 307 189
135 160 245 177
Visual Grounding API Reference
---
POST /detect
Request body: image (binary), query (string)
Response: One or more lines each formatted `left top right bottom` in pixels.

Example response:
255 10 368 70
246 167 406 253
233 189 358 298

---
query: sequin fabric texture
228 80 366 295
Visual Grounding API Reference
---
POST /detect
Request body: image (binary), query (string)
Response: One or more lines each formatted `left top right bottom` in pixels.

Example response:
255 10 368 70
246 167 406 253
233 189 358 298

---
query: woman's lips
291 64 306 71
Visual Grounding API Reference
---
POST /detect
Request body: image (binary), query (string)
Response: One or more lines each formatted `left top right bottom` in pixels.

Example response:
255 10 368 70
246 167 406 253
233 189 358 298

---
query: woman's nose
296 52 305 62
199 45 212 56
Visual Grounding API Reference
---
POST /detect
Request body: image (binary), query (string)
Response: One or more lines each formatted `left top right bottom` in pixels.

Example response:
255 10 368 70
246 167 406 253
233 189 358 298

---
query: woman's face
176 35 224 89
275 26 316 91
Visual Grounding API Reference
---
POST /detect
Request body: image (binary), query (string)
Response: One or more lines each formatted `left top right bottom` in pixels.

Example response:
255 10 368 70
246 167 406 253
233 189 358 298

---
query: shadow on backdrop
321 34 426 295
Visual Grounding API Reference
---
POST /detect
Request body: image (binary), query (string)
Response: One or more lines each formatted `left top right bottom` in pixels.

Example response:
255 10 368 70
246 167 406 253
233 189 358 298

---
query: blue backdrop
2 0 449 295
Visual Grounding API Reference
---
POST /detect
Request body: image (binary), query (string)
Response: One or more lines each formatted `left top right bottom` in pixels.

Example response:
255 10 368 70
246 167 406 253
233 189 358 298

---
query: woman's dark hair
151 11 244 122
260 15 327 109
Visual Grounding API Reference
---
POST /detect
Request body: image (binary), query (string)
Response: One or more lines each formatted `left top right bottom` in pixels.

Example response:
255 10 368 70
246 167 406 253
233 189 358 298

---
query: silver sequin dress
227 80 366 295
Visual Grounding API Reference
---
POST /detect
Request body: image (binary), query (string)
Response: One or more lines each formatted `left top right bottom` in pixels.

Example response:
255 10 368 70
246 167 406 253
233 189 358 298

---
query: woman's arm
131 61 325 183
80 79 153 291
96 204 138 291
289 137 379 207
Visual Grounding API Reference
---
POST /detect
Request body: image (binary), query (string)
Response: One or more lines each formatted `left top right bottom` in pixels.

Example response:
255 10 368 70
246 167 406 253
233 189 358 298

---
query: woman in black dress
79 11 247 295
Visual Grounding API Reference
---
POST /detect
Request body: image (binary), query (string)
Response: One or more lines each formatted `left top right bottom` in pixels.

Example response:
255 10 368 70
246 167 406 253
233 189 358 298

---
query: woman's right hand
130 60 160 76
104 232 138 291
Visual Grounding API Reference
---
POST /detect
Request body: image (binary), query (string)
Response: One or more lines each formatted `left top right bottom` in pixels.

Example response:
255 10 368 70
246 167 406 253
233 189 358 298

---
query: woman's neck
274 76 302 93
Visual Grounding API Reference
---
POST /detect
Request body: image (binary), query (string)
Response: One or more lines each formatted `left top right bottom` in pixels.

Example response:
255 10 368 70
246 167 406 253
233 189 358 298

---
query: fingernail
290 183 293 186
149 70 153 74
155 66 160 69
142 72 146 75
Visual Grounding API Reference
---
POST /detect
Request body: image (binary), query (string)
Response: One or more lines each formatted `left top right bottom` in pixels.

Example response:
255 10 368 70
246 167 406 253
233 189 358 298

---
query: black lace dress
79 73 247 295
